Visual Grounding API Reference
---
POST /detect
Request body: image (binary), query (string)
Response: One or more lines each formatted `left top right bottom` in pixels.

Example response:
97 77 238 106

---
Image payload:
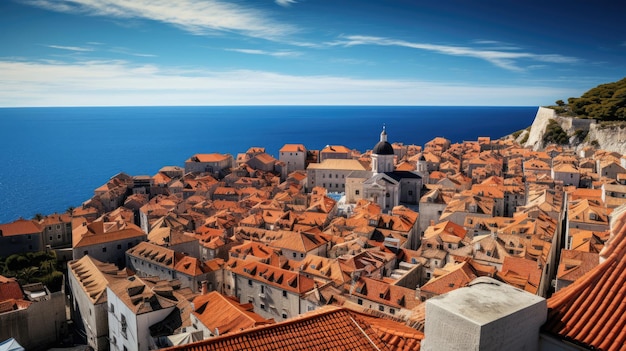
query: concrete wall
68 268 110 351
0 233 43 258
422 278 547 351
234 275 301 322
0 290 66 350
280 151 306 174
74 236 145 267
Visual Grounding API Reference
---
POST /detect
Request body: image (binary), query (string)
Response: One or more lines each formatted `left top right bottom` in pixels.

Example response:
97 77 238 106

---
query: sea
0 106 537 223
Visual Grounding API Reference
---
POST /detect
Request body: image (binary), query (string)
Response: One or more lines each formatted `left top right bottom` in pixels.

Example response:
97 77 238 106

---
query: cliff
511 107 626 154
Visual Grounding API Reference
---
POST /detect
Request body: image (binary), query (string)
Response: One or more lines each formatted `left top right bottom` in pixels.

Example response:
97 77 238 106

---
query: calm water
0 106 537 222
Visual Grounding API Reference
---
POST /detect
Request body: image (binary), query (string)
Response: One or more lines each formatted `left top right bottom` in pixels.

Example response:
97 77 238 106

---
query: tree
556 100 565 106
33 213 44 221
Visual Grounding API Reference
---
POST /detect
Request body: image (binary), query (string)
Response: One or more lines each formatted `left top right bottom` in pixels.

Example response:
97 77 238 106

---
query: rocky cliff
511 107 626 154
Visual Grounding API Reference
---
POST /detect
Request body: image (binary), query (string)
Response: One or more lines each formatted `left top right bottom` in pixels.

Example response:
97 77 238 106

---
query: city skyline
1 0 625 107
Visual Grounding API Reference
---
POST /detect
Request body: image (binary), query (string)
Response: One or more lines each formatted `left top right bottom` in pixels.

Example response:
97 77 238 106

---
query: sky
1 0 625 106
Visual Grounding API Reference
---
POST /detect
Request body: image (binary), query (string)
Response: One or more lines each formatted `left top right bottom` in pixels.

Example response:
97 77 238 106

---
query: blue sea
0 106 537 223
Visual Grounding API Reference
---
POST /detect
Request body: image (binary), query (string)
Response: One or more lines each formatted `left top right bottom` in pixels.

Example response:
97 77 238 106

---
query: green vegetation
549 77 626 120
0 251 64 292
573 129 588 142
511 129 524 139
543 120 569 145
520 133 529 144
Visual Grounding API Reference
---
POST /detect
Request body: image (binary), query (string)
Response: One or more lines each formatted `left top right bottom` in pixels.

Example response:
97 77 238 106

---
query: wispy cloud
109 47 157 58
22 0 298 40
46 44 94 52
276 0 297 7
0 59 579 106
225 48 301 58
333 35 580 71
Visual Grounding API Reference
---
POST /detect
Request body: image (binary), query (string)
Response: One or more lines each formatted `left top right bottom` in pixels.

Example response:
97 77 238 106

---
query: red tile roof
192 291 273 334
543 209 626 350
0 219 41 236
0 275 23 301
162 306 421 351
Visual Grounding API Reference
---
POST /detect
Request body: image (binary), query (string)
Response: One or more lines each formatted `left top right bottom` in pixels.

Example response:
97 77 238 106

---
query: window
335 174 338 178
117 244 122 250
260 303 266 310
293 252 297 258
261 285 264 293
102 247 107 253
386 193 390 197
357 299 363 305
408 190 413 195
390 308 395 315
300 253 304 258
355 190 360 195
57 234 61 239
282 313 288 319
49 236 53 242
83 250 88 256
248 279 253 286
109 303 114 314
379 305 384 312
282 290 287 298
27 235 31 240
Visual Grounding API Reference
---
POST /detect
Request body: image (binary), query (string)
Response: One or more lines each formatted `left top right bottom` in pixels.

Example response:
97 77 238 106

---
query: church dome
372 127 394 155
373 141 394 155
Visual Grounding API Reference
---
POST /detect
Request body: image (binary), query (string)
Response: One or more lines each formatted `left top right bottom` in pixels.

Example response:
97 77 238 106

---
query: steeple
380 125 387 142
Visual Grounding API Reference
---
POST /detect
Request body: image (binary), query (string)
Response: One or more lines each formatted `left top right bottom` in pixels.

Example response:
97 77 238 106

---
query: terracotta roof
127 241 181 269
543 207 626 350
190 153 230 163
497 256 542 294
280 144 306 153
555 250 599 283
174 256 215 276
321 145 352 154
73 227 146 248
0 219 41 236
230 259 316 295
162 306 421 351
420 261 477 297
192 291 273 334
0 275 23 302
352 276 420 310
68 255 126 304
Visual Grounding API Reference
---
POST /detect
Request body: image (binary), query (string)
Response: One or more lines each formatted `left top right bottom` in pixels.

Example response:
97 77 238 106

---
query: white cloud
0 59 578 106
46 45 94 52
333 35 580 71
276 0 297 7
22 0 297 40
225 48 301 57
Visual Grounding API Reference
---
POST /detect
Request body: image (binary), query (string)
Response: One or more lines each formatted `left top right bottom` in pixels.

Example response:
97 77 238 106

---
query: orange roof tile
191 153 230 163
162 306 420 351
280 144 306 153
543 207 626 351
0 219 41 236
192 291 273 334
0 275 23 302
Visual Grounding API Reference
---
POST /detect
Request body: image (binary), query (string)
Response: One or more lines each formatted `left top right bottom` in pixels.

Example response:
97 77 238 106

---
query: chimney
201 280 208 295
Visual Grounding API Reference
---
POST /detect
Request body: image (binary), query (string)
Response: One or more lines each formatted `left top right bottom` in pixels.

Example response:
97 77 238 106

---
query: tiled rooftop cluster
5 127 626 350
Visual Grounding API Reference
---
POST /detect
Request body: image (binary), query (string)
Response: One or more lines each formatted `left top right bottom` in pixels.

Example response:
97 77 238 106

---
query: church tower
371 126 395 174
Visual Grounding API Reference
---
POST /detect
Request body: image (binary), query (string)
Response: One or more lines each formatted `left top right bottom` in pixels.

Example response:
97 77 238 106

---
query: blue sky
1 0 624 106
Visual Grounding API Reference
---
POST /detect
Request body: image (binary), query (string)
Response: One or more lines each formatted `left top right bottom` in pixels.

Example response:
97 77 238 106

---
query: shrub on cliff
543 120 569 145
561 77 626 120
